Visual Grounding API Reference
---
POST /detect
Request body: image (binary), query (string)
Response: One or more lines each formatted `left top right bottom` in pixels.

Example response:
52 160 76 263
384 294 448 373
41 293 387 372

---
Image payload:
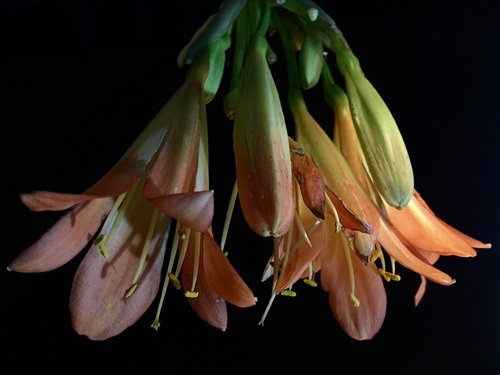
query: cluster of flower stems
9 0 490 341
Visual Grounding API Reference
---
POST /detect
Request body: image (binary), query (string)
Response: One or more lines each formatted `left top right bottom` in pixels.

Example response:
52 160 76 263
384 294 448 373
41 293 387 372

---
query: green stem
270 8 301 96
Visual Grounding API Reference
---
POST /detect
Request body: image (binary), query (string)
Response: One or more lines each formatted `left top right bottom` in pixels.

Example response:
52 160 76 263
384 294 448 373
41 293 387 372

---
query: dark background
2 0 499 373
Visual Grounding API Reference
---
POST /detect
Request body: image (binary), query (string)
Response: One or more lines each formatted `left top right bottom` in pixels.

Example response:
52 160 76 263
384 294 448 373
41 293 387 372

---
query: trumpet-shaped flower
328 81 490 301
290 92 380 262
9 60 255 340
233 34 295 238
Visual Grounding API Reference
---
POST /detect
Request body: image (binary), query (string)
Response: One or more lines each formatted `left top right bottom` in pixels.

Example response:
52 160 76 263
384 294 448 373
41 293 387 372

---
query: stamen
151 221 179 330
303 278 317 287
369 244 383 263
94 234 110 259
303 261 318 287
350 293 360 307
123 283 138 299
258 293 277 327
188 231 201 295
280 289 297 297
107 185 138 242
289 219 321 254
259 238 282 326
339 231 360 307
173 227 191 280
184 291 199 298
124 209 159 299
220 181 238 252
390 256 397 275
168 273 181 290
92 192 127 259
294 211 312 247
378 268 392 282
93 187 137 259
325 193 342 233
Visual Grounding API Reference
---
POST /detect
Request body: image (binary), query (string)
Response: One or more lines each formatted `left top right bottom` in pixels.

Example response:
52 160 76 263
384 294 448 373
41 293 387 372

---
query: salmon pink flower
9 58 255 340
232 34 295 238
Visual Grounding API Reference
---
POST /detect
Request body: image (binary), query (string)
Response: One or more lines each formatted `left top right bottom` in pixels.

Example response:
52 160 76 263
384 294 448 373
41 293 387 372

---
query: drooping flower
232 34 296 238
290 92 379 262
9 56 255 340
326 78 490 301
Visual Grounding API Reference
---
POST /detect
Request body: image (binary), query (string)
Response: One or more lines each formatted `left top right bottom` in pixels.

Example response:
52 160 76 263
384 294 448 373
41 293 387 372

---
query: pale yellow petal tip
6 266 12 272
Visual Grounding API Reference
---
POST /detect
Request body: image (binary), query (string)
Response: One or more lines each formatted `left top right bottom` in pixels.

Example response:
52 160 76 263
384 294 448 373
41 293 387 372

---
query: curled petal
202 232 256 308
149 191 214 232
378 218 455 285
413 251 440 307
181 235 227 331
413 190 491 249
414 276 427 307
386 193 477 257
289 137 325 219
9 198 114 272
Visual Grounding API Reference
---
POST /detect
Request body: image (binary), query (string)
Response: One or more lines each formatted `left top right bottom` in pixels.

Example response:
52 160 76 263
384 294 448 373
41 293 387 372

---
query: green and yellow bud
233 35 295 237
299 21 324 90
335 49 414 209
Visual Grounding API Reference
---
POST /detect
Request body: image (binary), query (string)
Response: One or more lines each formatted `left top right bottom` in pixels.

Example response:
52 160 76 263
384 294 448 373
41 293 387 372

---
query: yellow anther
168 272 181 290
385 272 401 282
378 268 392 282
184 291 199 298
123 283 138 299
303 279 317 287
350 293 360 307
369 247 383 263
94 234 109 259
280 290 297 297
151 321 161 330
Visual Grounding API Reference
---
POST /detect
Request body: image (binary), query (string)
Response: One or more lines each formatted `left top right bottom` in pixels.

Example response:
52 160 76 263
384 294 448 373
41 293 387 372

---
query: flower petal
292 95 380 245
8 197 114 272
202 232 256 308
70 198 171 340
233 35 295 237
320 216 387 340
385 193 477 257
289 137 325 219
413 190 491 249
413 251 440 307
143 79 204 199
378 218 455 285
181 235 228 331
149 191 214 232
277 199 326 291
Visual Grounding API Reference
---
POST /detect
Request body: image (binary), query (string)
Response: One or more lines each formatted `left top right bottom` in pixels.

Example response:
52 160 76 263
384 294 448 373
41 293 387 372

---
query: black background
2 0 500 373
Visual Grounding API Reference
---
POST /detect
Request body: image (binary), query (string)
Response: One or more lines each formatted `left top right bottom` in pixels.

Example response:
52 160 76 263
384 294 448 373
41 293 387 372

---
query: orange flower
328 81 490 303
290 92 379 262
